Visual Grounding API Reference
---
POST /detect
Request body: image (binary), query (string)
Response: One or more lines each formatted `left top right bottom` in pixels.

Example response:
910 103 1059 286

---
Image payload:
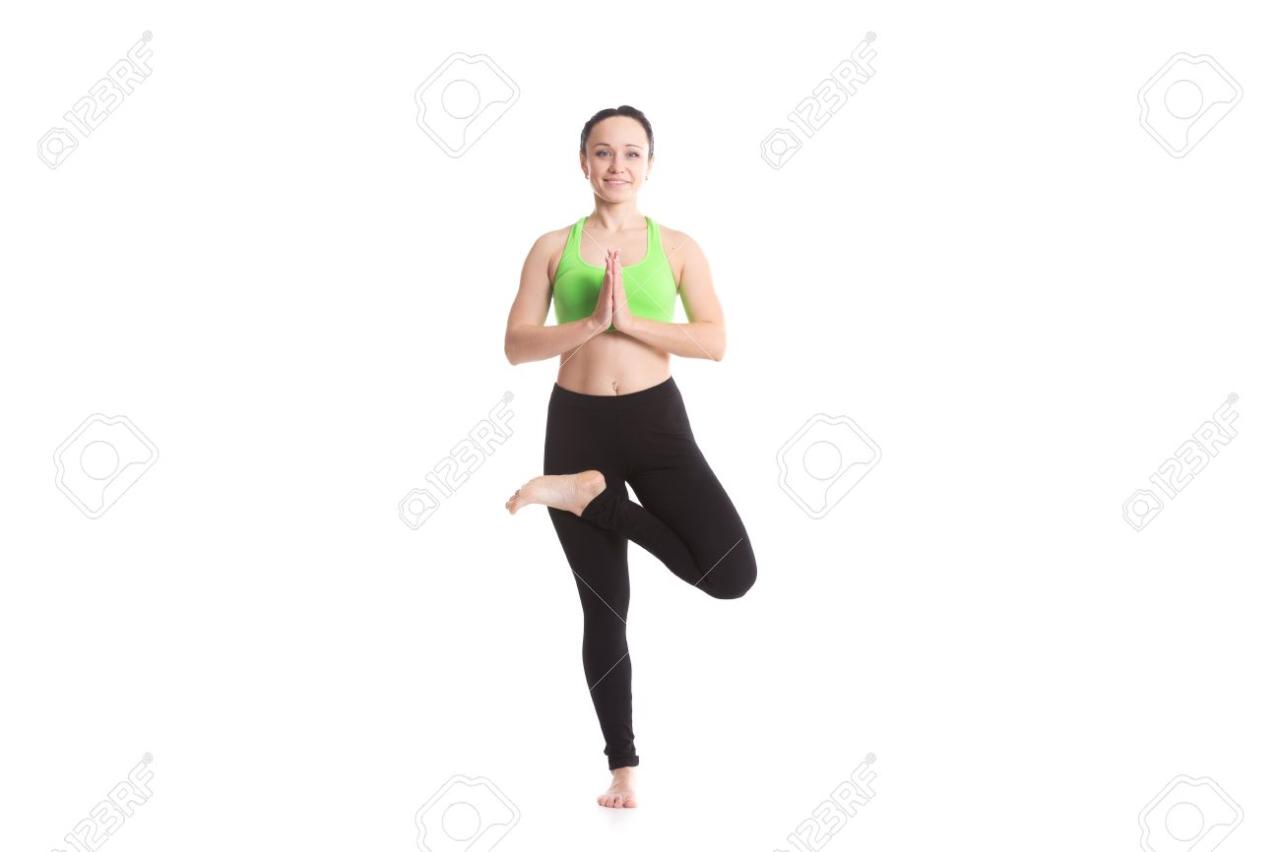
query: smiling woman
501 105 758 810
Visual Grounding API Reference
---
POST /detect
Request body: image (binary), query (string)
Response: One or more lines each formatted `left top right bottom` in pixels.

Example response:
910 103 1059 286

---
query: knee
582 608 628 642
702 553 757 600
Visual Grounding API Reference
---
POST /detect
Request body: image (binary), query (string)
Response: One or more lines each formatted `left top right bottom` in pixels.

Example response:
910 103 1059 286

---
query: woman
503 105 757 809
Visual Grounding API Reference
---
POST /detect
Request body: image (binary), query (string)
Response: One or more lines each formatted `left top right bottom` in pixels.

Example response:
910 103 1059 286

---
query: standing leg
545 507 639 769
544 393 641 770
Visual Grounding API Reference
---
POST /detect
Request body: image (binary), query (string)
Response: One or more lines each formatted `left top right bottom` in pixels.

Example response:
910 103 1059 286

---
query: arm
612 232 726 362
504 234 607 365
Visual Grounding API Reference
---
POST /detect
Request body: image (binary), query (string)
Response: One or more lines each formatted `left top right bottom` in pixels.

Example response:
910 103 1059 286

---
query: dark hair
579 105 654 160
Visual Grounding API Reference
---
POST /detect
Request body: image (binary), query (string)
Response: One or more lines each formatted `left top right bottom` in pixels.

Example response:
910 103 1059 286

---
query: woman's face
582 116 652 197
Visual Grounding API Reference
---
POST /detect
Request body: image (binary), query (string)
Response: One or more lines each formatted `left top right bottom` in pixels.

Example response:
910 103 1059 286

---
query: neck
588 201 644 233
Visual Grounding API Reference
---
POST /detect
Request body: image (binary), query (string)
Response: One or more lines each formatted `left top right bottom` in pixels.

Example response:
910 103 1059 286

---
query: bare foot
505 470 606 516
598 766 637 808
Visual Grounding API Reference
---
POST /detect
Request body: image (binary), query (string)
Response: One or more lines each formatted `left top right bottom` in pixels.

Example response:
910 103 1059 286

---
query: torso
544 216 685 396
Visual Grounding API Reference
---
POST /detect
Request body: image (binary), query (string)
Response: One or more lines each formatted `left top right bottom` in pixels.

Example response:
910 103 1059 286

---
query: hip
545 374 697 467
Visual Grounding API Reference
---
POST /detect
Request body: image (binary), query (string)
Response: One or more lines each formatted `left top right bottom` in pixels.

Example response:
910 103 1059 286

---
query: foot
598 766 637 808
505 470 606 516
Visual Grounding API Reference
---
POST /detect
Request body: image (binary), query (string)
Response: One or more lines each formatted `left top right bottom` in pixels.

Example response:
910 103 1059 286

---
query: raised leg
581 459 757 600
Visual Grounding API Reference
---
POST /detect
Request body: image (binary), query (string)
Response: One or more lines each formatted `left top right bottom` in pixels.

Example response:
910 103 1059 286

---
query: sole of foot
505 470 605 516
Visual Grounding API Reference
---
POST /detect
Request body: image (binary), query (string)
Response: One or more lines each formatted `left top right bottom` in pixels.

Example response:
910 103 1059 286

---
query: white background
2 1 1277 850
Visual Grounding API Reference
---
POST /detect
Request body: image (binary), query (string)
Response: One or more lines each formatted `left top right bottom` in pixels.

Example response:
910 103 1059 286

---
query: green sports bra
552 215 678 329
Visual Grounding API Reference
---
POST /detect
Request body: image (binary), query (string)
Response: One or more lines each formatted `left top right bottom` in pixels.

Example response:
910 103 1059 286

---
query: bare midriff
555 331 671 395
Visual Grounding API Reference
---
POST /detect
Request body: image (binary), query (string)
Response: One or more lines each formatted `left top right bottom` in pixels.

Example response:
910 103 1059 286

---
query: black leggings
543 375 757 770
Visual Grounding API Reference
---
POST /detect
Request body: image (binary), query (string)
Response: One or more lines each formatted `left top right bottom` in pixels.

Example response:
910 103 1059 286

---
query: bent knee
702 557 757 600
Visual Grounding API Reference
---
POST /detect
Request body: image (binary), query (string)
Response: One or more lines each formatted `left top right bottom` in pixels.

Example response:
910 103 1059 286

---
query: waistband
550 375 679 410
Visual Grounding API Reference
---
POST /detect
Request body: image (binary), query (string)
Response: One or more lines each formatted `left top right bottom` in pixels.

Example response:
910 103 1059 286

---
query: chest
548 223 682 284
577 223 651 268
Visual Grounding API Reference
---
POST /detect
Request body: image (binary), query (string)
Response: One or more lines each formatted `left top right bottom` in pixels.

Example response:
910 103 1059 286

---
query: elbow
711 329 726 362
505 324 541 366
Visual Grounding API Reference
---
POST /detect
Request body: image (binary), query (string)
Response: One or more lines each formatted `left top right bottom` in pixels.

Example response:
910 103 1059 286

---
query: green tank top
552 215 678 329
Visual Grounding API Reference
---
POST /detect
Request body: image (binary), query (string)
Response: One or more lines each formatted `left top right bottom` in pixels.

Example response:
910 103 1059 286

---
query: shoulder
654 222 707 285
533 221 578 279
532 220 577 251
655 221 705 257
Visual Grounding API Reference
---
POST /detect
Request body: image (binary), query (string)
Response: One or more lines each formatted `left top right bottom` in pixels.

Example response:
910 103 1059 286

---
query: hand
608 249 634 333
590 250 614 333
